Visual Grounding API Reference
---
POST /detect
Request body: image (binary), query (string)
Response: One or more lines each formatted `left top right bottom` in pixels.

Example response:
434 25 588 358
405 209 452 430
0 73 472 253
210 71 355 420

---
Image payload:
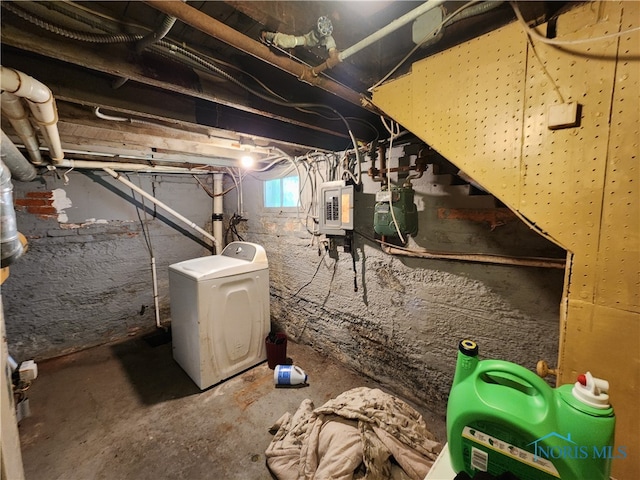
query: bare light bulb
241 155 254 169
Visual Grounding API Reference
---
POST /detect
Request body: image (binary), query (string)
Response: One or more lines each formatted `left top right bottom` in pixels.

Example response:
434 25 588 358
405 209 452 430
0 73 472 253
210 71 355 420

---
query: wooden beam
1 23 352 145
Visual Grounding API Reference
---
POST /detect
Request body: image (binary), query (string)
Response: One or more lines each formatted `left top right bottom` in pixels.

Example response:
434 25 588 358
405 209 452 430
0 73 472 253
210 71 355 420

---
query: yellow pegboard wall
409 27 527 208
519 3 622 303
562 299 640 477
372 2 639 477
595 2 640 311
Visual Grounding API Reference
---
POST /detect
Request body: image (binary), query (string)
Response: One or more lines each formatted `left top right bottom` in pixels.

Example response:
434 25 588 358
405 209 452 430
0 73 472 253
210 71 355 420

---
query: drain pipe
144 1 376 112
0 66 64 163
0 159 24 267
213 173 224 251
1 130 37 182
0 92 43 165
102 167 218 249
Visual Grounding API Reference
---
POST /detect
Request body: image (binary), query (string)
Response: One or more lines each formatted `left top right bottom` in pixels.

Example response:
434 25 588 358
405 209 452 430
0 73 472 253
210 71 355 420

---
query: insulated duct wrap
0 160 24 267
1 130 37 181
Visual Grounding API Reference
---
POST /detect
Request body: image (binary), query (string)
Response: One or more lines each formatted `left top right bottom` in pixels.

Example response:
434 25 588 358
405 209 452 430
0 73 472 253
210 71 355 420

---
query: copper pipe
379 144 388 186
144 1 378 113
381 165 415 174
311 49 341 77
368 144 392 184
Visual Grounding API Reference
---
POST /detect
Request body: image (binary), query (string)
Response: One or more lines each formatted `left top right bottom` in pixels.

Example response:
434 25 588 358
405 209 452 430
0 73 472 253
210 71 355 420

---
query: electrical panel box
319 181 354 236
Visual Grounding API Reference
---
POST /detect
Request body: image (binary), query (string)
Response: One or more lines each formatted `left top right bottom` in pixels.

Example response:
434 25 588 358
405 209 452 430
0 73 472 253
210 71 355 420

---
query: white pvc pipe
150 256 161 328
0 66 64 162
338 0 446 61
58 158 212 174
8 355 18 372
238 169 245 215
213 173 224 251
0 92 43 165
102 167 218 247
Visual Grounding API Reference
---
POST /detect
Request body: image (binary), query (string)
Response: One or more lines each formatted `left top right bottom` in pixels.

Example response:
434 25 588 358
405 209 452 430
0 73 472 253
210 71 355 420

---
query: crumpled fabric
265 387 442 480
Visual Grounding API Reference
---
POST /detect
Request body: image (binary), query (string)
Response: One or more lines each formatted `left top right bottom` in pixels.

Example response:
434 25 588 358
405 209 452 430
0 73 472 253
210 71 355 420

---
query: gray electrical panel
318 180 354 235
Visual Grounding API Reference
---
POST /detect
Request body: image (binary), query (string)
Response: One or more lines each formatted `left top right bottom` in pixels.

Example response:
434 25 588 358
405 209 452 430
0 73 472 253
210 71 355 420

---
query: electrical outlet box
412 6 444 46
547 102 580 130
19 360 38 382
319 181 354 236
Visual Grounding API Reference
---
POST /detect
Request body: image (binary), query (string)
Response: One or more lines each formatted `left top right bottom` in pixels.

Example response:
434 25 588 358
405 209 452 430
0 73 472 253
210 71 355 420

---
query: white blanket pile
265 387 442 480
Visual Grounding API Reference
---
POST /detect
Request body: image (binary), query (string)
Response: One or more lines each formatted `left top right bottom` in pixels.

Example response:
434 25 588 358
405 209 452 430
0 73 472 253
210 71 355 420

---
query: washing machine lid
221 242 267 263
169 243 268 280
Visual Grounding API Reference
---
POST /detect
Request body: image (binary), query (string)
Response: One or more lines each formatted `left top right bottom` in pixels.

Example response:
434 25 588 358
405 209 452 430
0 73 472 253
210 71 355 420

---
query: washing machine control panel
221 242 257 262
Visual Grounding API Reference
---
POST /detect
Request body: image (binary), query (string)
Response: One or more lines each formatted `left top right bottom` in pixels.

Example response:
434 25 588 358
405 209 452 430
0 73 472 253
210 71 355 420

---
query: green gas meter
373 185 418 238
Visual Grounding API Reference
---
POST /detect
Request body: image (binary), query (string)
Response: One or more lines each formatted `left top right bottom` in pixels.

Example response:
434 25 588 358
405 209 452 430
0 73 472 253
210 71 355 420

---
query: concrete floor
18 333 447 480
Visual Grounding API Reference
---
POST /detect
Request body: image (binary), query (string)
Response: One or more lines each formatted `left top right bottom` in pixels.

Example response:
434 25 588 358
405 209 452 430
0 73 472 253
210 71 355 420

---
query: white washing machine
169 242 270 389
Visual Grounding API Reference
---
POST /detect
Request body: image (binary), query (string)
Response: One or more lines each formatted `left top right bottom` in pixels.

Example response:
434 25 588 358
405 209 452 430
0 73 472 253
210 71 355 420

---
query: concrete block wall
230 148 566 414
3 151 565 418
3 170 213 361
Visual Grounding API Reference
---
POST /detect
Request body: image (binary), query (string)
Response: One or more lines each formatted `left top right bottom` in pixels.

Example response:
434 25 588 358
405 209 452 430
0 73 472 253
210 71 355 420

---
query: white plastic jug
274 365 308 385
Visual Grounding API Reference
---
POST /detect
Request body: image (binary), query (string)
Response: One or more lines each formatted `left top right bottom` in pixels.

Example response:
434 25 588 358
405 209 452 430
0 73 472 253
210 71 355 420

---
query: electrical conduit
102 167 218 249
136 14 176 53
0 66 64 163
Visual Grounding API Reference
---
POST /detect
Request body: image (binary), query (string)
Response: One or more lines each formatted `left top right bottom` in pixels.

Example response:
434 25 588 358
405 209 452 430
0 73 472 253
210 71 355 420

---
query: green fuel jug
447 340 618 479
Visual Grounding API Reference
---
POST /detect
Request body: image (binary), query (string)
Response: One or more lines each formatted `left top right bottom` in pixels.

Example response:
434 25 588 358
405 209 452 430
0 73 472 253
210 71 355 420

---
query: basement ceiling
0 1 566 168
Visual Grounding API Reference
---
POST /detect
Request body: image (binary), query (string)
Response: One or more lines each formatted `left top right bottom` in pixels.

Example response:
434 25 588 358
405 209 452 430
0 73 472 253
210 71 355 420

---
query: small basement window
264 176 299 209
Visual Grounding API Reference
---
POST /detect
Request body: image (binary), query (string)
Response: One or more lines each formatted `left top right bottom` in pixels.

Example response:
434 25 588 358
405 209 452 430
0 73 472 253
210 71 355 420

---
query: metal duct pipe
0 66 64 163
102 167 218 248
1 130 37 182
144 1 376 112
0 159 25 267
0 92 43 165
338 0 447 62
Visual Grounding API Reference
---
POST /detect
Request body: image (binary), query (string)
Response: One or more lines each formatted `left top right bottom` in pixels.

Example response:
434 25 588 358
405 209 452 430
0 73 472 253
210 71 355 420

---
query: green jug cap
459 339 479 356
